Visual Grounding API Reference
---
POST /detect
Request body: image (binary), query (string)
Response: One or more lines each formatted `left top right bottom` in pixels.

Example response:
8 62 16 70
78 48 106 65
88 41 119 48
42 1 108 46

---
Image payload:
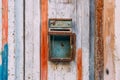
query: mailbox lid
49 18 72 28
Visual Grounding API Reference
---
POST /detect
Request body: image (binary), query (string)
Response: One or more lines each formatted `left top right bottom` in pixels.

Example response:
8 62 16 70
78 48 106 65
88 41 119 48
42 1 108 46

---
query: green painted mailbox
48 19 76 62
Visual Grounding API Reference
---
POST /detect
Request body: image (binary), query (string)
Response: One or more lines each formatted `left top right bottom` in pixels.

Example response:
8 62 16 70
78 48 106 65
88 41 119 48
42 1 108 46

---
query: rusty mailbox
48 19 76 62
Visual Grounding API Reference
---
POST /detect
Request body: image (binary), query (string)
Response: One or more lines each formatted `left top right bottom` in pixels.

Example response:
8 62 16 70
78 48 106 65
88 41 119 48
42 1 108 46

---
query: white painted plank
25 0 41 79
115 0 120 80
8 0 15 80
25 0 34 79
0 0 2 67
81 0 90 80
15 0 24 80
33 0 40 79
48 0 77 80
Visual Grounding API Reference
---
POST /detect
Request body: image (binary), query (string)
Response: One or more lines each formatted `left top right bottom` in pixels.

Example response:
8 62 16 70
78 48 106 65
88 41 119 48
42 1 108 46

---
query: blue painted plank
0 44 8 80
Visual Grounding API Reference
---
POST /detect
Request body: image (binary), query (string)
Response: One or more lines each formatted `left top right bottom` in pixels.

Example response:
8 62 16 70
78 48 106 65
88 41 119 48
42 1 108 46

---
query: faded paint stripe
40 0 48 80
2 0 8 46
77 48 82 80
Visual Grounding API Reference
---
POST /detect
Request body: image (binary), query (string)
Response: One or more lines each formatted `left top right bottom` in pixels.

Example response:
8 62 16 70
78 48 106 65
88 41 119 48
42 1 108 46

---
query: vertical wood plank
76 0 82 80
33 0 40 79
89 0 95 80
0 0 2 78
40 0 48 80
1 0 8 80
115 0 120 80
25 0 34 79
80 0 90 80
103 0 115 80
8 0 15 79
95 0 104 80
95 0 115 80
25 0 41 79
15 0 24 80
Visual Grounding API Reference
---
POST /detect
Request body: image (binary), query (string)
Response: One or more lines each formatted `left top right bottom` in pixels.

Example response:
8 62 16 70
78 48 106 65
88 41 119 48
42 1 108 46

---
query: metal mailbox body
48 19 76 62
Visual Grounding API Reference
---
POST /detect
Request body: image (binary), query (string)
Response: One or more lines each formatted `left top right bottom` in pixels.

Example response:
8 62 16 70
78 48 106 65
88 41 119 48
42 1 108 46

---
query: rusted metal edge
49 18 72 21
48 32 76 62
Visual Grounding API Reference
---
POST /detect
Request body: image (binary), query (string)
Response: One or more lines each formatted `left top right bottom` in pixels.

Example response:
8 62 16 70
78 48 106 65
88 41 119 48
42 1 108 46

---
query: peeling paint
0 44 8 80
2 44 8 80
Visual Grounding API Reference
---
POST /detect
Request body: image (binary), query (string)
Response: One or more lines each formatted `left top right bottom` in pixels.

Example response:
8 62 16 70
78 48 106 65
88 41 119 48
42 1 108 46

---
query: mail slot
48 19 76 62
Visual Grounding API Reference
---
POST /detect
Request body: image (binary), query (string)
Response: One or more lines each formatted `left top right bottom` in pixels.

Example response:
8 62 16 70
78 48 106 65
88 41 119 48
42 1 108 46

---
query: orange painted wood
2 0 8 46
40 0 48 80
77 48 82 80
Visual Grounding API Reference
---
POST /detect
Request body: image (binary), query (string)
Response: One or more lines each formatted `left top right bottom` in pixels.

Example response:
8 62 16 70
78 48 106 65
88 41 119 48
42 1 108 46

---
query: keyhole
51 21 56 25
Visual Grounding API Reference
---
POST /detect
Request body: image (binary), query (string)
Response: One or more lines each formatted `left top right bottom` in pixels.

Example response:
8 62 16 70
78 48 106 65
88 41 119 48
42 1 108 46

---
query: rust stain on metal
40 0 48 80
77 48 82 80
95 0 104 80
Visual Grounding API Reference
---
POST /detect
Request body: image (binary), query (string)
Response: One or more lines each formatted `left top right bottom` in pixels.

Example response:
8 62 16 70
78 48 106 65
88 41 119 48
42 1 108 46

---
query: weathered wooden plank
25 0 34 79
95 0 104 80
8 0 15 79
115 0 120 80
103 0 115 80
80 0 90 80
40 0 48 80
33 0 40 79
95 0 115 80
89 0 95 80
25 0 41 79
76 1 83 80
1 0 8 80
0 0 2 78
15 0 24 80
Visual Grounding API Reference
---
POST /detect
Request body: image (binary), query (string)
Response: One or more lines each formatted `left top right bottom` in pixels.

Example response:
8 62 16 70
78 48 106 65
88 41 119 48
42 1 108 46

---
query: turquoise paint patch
0 44 8 80
0 65 2 80
0 52 2 80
